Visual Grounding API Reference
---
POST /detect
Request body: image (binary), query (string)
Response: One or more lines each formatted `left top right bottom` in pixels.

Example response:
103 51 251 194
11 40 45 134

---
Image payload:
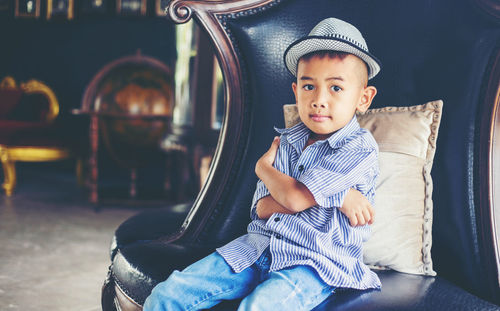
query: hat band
317 33 367 50
283 36 382 74
284 35 374 60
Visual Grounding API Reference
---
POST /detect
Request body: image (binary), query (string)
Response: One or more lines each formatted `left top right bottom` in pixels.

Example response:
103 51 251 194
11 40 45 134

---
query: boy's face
292 54 377 141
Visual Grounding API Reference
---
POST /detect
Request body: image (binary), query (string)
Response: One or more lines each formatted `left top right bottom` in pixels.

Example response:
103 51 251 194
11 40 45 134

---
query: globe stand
73 52 174 205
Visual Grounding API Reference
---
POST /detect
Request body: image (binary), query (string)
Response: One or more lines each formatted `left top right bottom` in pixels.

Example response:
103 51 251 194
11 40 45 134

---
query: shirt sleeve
297 148 378 208
250 179 270 219
250 136 288 219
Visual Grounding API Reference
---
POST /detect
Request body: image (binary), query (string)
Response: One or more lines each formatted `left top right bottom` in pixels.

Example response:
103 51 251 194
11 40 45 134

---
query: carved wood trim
479 46 500 303
165 0 282 241
114 284 142 311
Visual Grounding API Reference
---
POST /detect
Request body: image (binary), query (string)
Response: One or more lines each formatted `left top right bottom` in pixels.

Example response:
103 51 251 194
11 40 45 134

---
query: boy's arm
255 137 316 214
256 136 376 226
257 189 374 226
256 195 295 219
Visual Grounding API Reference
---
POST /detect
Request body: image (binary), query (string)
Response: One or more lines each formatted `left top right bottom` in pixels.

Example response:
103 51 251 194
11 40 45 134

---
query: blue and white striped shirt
217 116 381 290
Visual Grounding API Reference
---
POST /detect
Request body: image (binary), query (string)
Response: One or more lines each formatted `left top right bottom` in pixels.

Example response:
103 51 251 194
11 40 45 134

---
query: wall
0 15 178 201
0 16 176 114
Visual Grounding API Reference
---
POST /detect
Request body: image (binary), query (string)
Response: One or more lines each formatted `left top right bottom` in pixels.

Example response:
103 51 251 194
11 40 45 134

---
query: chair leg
0 147 16 196
76 157 86 187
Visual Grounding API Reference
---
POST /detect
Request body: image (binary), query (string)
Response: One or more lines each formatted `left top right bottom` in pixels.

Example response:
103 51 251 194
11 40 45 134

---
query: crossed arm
255 137 374 226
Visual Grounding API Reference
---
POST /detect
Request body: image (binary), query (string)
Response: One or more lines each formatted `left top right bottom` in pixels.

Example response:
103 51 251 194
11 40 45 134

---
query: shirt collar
274 122 309 145
275 115 360 149
326 116 360 148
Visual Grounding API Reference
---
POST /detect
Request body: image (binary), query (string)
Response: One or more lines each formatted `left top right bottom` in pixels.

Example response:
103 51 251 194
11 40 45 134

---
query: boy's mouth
310 114 331 122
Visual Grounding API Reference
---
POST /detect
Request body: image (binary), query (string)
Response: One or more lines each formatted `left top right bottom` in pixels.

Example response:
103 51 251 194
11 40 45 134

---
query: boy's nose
312 102 327 109
312 88 328 108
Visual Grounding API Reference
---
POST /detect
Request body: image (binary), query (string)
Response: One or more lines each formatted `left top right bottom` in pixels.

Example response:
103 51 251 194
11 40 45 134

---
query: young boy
144 17 382 311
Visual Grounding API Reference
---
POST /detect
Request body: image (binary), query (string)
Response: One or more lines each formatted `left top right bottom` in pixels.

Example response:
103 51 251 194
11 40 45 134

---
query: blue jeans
143 248 335 311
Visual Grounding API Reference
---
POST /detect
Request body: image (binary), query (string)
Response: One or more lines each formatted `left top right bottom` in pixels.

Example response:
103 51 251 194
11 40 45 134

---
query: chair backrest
166 0 500 303
0 76 59 122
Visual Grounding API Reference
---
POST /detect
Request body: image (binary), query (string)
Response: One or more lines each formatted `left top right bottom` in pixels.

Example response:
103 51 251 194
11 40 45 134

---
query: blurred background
0 0 224 309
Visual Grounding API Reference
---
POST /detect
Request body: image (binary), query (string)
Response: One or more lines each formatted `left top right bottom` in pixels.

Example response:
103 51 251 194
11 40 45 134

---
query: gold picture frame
15 0 40 18
81 0 108 16
47 0 74 20
117 0 146 16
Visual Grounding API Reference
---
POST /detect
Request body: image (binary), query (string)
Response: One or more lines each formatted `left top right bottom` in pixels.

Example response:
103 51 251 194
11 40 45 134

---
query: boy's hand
339 188 374 226
256 137 280 175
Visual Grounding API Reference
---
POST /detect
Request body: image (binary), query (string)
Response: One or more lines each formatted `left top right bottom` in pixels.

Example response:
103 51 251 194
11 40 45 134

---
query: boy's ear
292 82 298 103
356 86 377 113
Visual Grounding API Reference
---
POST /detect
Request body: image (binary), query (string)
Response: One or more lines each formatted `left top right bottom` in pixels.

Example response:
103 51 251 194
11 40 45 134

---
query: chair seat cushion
112 241 214 306
111 241 500 310
316 272 500 311
0 120 65 146
110 203 191 259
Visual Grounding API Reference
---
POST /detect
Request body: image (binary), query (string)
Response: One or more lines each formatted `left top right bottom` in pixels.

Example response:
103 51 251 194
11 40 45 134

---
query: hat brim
284 36 381 80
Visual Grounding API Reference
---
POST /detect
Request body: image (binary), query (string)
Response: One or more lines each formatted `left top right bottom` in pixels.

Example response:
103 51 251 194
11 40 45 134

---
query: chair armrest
19 79 59 122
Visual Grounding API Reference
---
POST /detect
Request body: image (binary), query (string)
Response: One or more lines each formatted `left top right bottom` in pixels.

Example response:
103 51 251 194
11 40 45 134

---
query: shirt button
274 217 280 222
298 165 304 172
275 233 282 239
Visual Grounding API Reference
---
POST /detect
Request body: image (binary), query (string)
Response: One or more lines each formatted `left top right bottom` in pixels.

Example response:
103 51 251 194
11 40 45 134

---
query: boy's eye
331 85 342 92
303 84 315 91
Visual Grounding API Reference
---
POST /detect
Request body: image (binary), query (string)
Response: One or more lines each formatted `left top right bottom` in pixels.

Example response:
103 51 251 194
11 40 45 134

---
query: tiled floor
0 163 141 311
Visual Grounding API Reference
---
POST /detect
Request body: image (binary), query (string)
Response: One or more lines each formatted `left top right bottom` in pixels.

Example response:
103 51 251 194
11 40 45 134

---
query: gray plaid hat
284 18 381 80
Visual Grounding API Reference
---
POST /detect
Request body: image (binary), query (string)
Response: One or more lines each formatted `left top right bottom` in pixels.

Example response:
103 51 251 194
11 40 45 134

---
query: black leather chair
102 0 500 310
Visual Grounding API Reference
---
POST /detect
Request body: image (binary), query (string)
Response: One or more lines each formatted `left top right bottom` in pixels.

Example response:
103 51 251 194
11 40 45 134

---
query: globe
91 56 174 169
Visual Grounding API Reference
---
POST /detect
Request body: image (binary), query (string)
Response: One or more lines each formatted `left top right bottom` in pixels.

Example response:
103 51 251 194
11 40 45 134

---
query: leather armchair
102 0 500 310
0 76 71 196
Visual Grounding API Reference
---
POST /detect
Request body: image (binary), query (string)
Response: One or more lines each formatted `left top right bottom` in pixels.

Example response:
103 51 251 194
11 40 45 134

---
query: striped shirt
217 116 381 290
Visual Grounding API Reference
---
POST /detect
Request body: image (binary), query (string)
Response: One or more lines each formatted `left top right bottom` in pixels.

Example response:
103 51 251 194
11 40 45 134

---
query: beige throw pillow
283 100 443 276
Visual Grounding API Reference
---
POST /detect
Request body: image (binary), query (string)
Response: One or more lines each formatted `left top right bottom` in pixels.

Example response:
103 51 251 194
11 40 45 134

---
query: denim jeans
143 248 335 311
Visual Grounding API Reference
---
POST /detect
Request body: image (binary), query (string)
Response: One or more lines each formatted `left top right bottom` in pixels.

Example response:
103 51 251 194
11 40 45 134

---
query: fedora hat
284 17 381 80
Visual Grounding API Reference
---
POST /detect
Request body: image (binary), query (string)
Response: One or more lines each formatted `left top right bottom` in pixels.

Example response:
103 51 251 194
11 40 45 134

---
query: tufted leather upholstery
102 0 500 310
